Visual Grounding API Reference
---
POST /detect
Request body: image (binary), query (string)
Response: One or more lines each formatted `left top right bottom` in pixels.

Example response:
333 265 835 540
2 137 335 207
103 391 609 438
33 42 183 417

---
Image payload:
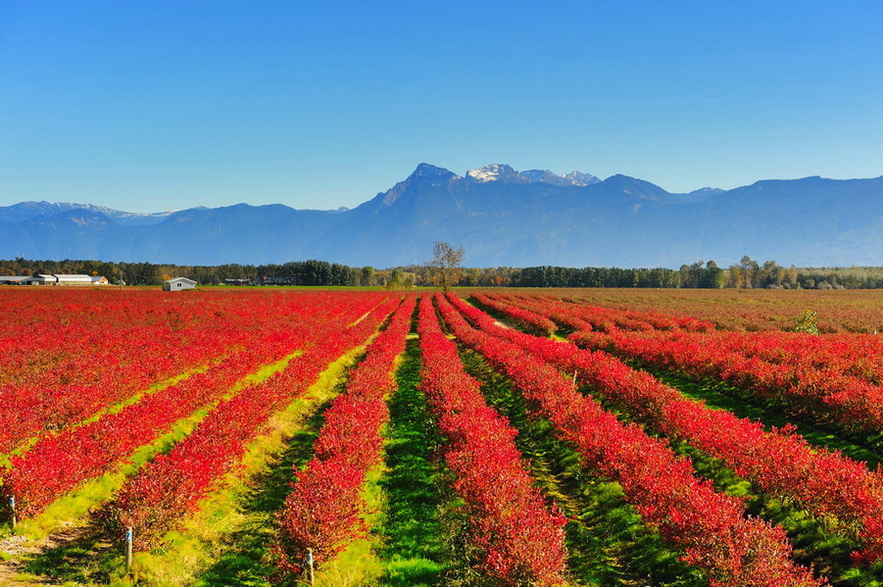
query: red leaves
275 296 415 572
98 293 401 549
438 293 822 586
471 292 558 336
417 296 568 586
276 454 369 573
572 328 883 433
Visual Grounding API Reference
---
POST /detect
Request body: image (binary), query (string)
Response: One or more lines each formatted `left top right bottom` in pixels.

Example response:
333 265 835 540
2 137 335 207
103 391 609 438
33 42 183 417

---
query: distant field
2 287 883 586
512 287 883 333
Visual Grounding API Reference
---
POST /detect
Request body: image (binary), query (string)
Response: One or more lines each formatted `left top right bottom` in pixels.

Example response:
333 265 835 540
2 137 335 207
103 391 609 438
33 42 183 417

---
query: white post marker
126 526 133 570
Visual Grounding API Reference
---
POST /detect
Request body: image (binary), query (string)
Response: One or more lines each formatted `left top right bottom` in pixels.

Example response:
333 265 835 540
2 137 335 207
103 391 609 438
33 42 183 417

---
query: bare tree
427 241 464 293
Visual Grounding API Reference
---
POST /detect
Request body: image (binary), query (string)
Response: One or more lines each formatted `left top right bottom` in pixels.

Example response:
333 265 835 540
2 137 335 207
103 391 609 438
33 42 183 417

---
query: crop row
435 294 820 586
470 292 558 336
276 295 416 573
489 291 883 435
1 293 396 523
416 295 568 585
0 290 394 457
572 328 883 434
489 291 714 333
103 296 400 549
450 294 883 564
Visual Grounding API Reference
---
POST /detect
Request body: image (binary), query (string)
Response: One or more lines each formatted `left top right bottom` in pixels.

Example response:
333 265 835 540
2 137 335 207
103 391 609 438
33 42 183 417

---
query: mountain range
2 163 882 268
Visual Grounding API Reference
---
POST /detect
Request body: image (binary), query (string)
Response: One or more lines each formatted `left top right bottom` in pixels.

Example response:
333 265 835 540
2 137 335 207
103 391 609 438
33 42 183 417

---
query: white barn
163 277 197 291
54 274 94 285
19 274 95 285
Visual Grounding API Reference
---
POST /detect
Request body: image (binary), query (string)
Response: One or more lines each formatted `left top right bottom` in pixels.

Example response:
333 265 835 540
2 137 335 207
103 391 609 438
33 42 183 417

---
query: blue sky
1 1 881 213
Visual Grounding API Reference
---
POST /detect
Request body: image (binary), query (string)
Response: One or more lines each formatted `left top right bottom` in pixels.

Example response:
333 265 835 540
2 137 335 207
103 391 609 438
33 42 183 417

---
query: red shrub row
571 328 883 434
446 295 883 564
470 292 558 336
102 296 400 548
275 295 416 572
437 294 821 587
417 296 568 586
0 290 395 456
603 329 883 385
1 293 396 521
496 291 714 333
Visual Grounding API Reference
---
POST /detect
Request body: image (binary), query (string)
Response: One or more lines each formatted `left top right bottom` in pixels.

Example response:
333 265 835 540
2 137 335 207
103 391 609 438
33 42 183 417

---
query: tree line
2 256 883 289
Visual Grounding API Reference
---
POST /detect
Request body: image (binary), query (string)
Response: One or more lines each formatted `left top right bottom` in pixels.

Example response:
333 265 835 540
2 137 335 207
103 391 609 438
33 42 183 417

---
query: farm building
163 277 197 291
17 274 99 285
0 276 30 285
21 274 57 285
55 274 94 285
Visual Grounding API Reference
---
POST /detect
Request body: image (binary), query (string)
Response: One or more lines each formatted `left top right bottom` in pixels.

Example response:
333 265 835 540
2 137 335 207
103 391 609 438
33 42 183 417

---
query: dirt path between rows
0 524 107 586
0 534 56 586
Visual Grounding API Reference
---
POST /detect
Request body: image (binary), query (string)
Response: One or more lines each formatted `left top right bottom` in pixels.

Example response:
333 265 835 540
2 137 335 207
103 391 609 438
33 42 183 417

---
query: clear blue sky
1 0 881 213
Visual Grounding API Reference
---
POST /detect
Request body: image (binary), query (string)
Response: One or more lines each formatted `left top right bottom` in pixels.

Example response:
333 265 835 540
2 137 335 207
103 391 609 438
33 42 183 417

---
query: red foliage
100 294 401 549
275 295 415 572
569 328 883 434
450 292 883 563
437 293 822 586
417 295 568 586
471 292 558 336
0 290 395 455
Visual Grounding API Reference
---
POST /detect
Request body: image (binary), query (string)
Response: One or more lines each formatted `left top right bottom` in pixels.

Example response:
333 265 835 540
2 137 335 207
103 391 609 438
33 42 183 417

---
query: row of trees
2 254 882 289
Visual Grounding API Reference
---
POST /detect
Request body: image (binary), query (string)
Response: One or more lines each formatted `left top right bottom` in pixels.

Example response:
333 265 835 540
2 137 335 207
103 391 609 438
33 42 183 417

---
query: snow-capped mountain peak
466 163 525 183
466 164 600 186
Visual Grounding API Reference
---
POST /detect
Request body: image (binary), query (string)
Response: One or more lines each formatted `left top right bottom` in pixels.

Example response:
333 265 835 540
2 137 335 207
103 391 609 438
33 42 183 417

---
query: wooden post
126 526 133 571
9 496 15 531
307 547 315 586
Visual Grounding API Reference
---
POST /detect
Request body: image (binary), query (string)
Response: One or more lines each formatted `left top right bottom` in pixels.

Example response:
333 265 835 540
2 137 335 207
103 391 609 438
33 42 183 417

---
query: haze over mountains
2 163 882 268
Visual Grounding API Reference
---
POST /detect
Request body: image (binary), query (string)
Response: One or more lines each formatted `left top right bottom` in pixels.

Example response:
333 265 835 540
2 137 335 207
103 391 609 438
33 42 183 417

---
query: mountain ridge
2 164 882 268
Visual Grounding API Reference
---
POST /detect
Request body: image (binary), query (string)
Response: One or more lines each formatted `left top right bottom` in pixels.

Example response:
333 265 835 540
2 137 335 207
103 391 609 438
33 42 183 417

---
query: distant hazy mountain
0 201 178 226
2 164 882 267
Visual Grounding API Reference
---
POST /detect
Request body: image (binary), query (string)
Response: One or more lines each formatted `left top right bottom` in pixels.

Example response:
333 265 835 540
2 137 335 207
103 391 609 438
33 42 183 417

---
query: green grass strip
122 345 367 587
0 362 215 469
376 337 453 586
6 350 303 543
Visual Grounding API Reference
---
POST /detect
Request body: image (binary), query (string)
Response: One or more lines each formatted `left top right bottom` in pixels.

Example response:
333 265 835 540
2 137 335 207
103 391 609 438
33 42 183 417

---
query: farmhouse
163 277 197 291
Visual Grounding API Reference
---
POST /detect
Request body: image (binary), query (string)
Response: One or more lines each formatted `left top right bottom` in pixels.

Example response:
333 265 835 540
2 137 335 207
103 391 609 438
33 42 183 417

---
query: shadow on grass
193 402 334 587
20 523 123 586
377 337 450 587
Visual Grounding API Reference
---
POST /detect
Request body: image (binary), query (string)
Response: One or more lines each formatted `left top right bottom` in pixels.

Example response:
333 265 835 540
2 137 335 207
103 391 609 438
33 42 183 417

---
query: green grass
376 337 452 586
130 347 365 587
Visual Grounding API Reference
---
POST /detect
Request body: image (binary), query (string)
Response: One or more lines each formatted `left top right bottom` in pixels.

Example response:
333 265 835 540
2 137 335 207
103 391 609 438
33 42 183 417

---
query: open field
3 287 883 586
517 287 883 333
